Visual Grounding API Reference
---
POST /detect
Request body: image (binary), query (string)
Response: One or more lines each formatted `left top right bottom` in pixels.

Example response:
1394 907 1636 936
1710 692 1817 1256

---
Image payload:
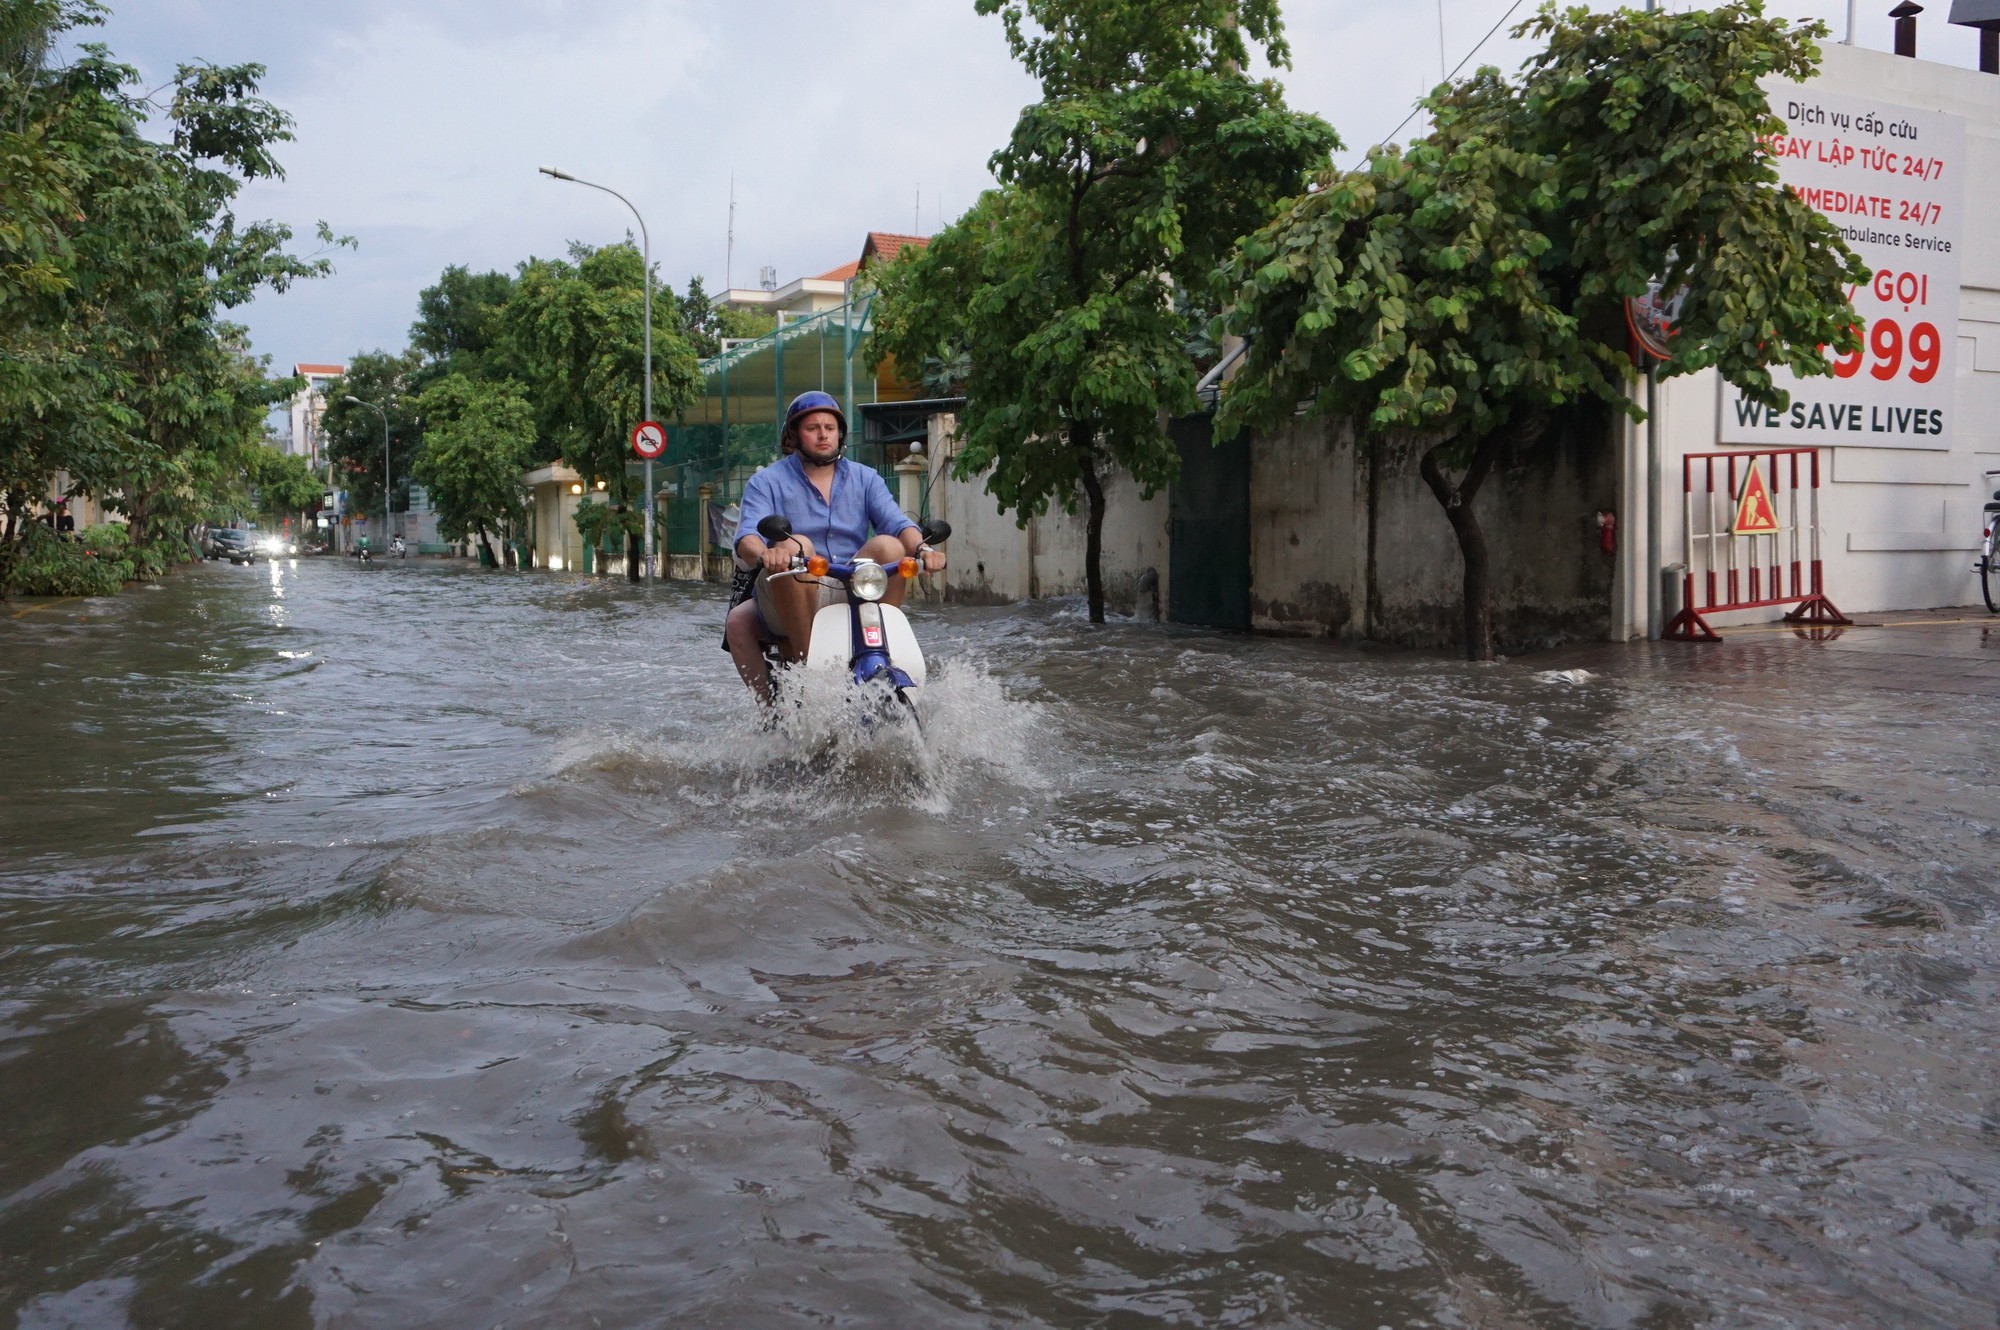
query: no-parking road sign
631 420 666 460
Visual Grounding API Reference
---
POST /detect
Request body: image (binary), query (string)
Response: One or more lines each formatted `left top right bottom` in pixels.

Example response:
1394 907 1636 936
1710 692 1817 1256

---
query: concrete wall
922 412 1171 614
1247 414 1620 652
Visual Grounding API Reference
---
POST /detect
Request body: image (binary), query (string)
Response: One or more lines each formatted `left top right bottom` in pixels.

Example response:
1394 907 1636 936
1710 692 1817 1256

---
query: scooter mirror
757 515 793 545
919 519 952 546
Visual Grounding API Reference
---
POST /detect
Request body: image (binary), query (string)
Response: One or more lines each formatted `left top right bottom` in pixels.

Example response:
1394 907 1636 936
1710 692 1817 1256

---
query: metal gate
1168 415 1250 630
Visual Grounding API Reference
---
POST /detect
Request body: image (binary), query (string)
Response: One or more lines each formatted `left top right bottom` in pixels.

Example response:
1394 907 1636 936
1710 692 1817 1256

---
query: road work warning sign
1731 463 1782 535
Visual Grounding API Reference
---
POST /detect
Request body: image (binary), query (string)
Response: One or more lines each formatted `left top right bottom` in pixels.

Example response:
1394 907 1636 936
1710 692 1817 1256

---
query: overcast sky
79 1 1980 377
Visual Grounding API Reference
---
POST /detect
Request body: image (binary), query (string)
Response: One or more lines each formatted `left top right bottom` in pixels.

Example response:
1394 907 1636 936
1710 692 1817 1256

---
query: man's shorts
750 569 844 642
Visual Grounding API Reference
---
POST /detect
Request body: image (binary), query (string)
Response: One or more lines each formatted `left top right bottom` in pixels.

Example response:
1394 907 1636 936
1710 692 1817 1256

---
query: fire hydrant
1596 510 1617 555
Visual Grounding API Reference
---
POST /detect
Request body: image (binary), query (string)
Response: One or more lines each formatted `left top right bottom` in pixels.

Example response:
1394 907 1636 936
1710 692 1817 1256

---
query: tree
410 264 517 388
248 443 323 528
318 350 422 522
872 0 1338 622
1215 1 1866 659
411 374 534 566
503 241 699 578
0 2 344 590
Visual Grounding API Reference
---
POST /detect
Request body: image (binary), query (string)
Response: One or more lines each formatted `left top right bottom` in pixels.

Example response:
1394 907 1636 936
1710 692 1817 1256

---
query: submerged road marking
7 597 80 619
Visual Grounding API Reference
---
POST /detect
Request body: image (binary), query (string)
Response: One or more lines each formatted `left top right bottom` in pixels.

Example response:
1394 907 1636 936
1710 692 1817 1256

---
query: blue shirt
734 454 916 563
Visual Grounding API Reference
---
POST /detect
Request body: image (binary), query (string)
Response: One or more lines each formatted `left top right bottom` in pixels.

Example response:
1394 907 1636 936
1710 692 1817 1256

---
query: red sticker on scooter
863 624 884 647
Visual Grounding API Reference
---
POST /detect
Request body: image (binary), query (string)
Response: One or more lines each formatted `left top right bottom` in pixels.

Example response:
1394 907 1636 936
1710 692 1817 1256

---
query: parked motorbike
391 535 407 558
755 514 950 715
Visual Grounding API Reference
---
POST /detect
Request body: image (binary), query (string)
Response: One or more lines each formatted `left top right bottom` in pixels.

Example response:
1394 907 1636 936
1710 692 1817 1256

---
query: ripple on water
1 567 1996 1328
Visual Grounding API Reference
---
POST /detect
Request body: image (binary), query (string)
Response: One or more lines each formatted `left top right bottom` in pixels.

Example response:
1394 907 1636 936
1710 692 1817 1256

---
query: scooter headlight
850 561 889 602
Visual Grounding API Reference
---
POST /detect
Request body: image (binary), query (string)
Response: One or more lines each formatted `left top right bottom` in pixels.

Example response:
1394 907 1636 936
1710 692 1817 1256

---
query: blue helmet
783 390 847 442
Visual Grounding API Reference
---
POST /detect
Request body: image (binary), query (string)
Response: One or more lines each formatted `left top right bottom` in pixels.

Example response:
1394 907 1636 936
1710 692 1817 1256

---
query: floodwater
2 559 1996 1330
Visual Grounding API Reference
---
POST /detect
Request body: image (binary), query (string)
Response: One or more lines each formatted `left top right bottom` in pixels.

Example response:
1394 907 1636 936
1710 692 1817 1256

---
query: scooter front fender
877 603 926 687
803 603 853 671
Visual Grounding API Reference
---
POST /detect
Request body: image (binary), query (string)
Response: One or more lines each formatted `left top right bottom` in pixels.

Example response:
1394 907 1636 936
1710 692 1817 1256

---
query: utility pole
1644 0 1662 640
541 166 655 583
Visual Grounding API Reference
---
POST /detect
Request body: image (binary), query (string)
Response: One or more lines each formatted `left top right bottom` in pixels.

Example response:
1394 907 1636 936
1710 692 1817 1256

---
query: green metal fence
658 291 923 557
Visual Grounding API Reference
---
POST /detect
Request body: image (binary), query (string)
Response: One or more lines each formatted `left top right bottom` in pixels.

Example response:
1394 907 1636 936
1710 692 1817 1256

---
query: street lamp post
345 395 390 551
539 165 655 583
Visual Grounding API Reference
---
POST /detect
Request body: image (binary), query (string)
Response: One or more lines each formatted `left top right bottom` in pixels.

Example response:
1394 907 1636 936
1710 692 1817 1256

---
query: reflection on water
1 558 1995 1328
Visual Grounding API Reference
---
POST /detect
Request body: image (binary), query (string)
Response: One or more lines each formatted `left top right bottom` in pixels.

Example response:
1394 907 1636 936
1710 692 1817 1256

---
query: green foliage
248 443 322 522
1215 0 1865 657
7 520 126 595
410 265 517 387
318 351 421 519
571 498 642 553
0 0 345 592
410 374 534 556
873 0 1339 620
1220 2 1862 449
504 242 701 504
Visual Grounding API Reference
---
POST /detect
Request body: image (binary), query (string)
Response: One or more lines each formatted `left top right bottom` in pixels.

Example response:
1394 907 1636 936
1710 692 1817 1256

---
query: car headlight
850 561 889 602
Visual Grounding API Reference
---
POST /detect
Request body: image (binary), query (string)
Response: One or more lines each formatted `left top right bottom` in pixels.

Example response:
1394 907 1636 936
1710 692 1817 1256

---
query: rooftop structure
719 232 929 324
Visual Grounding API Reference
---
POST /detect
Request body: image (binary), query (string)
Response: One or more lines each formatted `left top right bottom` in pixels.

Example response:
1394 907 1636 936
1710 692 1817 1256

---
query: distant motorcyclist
723 391 943 701
391 534 406 558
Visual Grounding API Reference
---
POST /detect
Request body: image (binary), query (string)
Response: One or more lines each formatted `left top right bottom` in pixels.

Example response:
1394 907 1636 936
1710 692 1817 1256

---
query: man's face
795 411 841 463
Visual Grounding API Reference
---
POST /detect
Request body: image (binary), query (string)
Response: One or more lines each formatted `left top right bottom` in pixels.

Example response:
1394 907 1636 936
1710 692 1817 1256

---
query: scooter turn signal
806 555 830 578
898 557 918 579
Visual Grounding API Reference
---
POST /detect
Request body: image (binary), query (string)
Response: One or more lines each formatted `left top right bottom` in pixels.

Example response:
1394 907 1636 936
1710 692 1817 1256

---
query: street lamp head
342 395 363 405
539 166 576 181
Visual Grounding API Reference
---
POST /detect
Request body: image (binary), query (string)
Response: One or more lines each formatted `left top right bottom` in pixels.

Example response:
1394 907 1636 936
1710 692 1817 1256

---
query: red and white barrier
1663 447 1849 642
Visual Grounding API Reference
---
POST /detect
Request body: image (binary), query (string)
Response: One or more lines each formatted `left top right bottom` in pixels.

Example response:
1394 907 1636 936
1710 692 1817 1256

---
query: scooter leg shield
803 604 853 672
879 605 926 687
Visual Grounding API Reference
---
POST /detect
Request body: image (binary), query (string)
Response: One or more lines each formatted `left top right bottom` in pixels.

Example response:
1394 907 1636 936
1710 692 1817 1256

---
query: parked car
205 528 256 564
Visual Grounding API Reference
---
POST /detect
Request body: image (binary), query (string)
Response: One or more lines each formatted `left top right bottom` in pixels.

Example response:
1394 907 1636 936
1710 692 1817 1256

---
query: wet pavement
1 558 1996 1329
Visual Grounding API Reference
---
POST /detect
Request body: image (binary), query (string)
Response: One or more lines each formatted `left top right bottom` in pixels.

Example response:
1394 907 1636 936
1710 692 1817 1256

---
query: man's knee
725 599 762 648
857 534 904 563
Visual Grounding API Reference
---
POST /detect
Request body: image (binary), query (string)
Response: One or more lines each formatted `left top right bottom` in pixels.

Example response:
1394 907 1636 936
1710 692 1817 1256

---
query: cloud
82 0 1963 374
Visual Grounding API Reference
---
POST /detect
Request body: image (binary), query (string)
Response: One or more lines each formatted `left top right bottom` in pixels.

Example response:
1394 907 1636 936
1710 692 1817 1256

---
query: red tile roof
859 232 929 269
813 260 862 282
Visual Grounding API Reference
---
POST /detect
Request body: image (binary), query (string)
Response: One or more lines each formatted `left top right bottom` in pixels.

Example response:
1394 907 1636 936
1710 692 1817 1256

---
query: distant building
285 363 345 469
718 232 929 326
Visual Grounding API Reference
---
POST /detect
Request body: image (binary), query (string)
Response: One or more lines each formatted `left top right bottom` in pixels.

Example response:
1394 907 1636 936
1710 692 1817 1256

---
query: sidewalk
1530 607 2000 698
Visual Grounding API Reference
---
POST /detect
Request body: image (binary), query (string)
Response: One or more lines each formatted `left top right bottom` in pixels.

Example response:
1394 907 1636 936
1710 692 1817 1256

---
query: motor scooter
390 535 407 558
755 514 950 711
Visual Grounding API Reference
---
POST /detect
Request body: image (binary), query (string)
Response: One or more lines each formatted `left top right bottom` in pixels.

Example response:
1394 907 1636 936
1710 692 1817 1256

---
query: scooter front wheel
894 687 923 732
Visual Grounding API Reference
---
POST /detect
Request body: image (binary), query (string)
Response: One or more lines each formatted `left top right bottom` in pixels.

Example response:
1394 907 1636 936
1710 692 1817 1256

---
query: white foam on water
545 657 1051 821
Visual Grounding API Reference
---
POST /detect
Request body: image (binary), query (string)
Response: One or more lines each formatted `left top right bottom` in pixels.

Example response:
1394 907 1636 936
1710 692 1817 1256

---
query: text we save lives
1732 397 1945 437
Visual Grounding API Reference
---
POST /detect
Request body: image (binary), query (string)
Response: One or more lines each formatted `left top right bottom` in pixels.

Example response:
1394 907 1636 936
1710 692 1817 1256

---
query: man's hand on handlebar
917 545 946 575
759 537 803 575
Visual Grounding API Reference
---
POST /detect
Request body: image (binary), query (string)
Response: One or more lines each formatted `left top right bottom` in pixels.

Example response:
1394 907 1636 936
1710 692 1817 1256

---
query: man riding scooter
724 391 945 703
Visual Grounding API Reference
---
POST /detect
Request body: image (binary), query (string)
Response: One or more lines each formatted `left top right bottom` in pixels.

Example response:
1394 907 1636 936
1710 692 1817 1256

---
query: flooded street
2 558 1997 1329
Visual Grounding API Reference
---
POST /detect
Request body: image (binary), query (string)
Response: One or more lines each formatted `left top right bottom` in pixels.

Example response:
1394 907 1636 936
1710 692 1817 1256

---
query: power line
1370 0 1530 155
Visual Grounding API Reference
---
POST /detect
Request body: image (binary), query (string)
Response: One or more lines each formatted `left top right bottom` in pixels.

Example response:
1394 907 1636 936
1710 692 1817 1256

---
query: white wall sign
1720 88 1966 450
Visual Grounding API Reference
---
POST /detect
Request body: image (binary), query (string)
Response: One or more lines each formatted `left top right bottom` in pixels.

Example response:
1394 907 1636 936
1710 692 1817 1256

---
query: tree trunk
477 524 497 569
624 513 641 582
1076 431 1106 624
0 488 20 600
1417 432 1508 661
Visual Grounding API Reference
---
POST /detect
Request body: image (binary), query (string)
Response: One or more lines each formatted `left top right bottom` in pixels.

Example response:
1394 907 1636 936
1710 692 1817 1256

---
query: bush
6 522 131 596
